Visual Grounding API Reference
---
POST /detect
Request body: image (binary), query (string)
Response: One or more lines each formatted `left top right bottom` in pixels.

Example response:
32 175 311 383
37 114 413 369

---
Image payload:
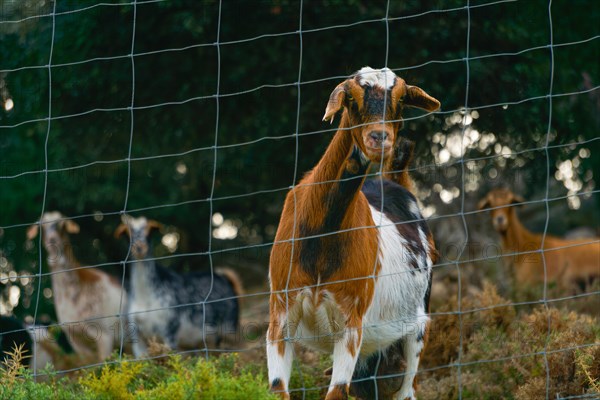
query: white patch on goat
266 315 293 394
361 207 431 355
47 246 125 361
328 328 361 393
357 67 396 90
128 260 174 356
27 325 55 375
176 318 206 349
395 326 426 400
417 226 434 272
39 211 64 238
409 200 421 219
51 271 85 325
127 216 148 231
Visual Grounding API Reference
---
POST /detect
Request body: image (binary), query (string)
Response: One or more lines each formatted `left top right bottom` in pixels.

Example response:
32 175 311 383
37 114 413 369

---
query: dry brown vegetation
418 279 600 399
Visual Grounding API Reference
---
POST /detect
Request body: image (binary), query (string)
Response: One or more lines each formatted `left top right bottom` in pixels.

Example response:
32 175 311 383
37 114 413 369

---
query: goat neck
45 237 79 273
129 244 159 291
299 111 368 224
308 110 356 186
500 207 540 253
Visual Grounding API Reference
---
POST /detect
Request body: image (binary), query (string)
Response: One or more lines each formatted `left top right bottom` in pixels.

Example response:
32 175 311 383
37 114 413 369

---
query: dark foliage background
1 0 598 322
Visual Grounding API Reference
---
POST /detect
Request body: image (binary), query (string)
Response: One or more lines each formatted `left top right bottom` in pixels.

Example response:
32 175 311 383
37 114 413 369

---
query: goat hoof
325 384 349 400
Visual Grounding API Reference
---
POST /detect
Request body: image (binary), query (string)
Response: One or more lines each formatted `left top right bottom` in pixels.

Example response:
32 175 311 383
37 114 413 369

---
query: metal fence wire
0 1 599 399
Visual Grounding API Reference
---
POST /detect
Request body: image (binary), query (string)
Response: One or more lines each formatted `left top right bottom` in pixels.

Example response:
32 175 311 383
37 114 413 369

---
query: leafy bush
0 353 277 400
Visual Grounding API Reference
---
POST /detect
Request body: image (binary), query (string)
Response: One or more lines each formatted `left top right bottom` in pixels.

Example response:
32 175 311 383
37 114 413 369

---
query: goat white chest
128 266 173 337
360 207 431 355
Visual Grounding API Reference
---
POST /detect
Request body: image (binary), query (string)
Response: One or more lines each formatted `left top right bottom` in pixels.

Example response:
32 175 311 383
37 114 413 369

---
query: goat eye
347 95 354 102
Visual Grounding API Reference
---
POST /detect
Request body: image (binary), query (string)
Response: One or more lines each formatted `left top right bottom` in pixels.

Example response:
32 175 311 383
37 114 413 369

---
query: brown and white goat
267 67 440 400
27 212 126 362
478 188 600 289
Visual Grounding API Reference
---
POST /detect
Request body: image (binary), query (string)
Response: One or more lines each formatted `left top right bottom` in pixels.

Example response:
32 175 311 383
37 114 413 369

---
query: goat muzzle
363 130 393 162
131 242 149 258
493 215 509 233
368 131 388 145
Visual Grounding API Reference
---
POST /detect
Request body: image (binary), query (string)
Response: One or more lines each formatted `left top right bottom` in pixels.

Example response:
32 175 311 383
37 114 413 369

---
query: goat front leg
326 318 363 400
394 321 428 400
341 145 369 183
267 297 295 400
97 326 114 361
129 317 148 358
132 339 148 359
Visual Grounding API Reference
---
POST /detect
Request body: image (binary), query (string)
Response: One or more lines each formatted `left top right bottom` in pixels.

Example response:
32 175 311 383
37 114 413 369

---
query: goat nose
369 131 388 143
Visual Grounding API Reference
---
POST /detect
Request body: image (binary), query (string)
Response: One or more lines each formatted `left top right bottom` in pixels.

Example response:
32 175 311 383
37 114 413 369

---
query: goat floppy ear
322 82 346 124
405 85 441 112
510 194 526 206
27 224 39 240
477 197 491 211
64 220 80 234
146 220 164 234
114 223 129 239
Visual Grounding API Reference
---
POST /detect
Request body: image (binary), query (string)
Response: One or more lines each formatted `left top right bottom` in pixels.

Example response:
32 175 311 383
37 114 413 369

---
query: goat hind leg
326 324 363 400
266 310 294 400
394 326 427 400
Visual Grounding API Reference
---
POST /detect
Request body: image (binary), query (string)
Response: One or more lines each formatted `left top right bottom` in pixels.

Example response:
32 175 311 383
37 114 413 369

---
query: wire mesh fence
1 0 599 399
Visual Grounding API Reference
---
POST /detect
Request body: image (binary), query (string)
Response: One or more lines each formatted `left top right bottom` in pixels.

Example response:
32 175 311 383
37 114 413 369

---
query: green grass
0 353 277 400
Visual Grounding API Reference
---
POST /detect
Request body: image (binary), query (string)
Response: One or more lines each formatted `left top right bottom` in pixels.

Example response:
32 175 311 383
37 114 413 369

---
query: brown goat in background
478 188 600 290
